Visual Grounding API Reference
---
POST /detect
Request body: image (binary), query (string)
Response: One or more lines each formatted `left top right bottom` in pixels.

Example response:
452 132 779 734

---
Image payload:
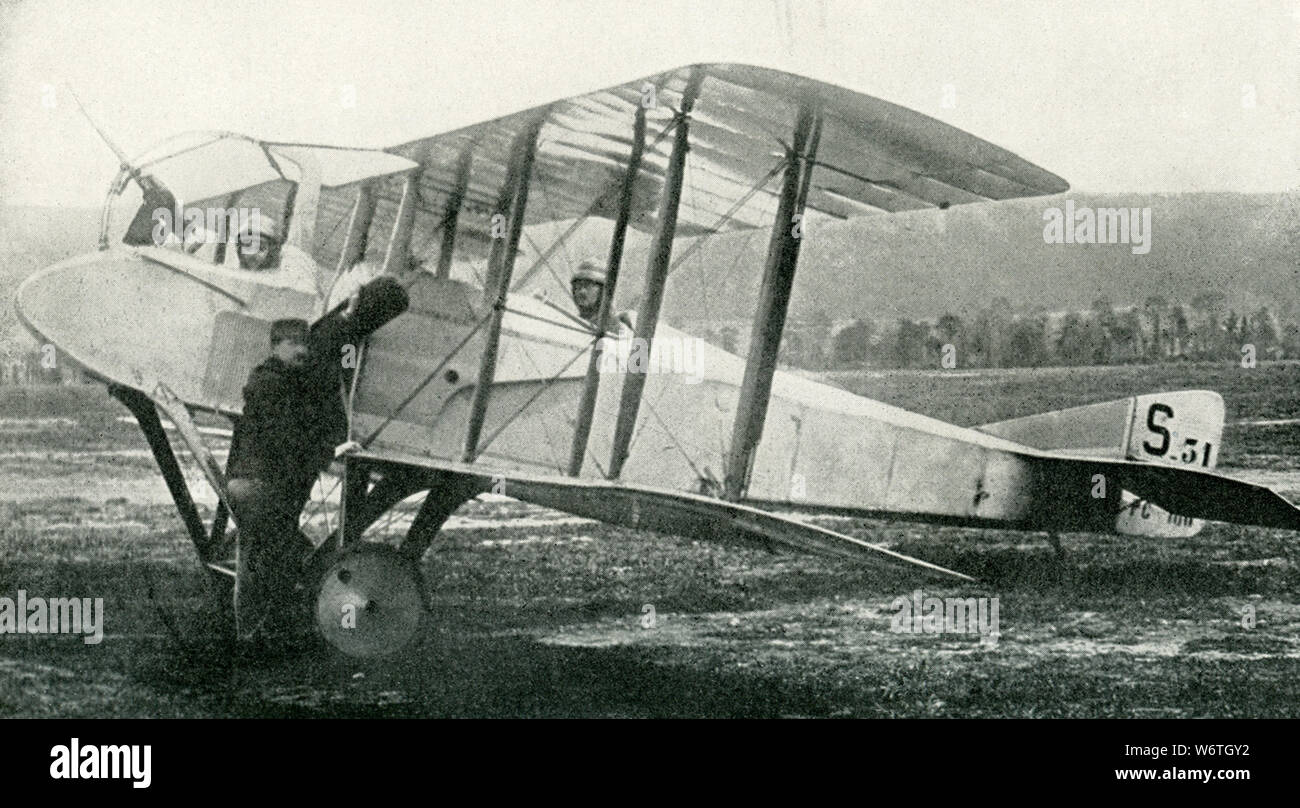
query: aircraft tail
979 391 1225 537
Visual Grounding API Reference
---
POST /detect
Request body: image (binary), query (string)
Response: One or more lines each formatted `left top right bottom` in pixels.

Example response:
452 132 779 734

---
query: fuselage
16 243 1078 532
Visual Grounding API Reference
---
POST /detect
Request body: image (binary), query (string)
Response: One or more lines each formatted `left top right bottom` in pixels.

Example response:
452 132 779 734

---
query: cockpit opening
101 132 416 282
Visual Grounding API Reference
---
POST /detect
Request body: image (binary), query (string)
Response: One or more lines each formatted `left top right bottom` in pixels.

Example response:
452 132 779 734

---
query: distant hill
645 191 1300 328
3 192 1296 359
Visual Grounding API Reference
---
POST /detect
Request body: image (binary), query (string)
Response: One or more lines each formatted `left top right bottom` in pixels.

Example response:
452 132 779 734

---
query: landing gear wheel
313 545 426 658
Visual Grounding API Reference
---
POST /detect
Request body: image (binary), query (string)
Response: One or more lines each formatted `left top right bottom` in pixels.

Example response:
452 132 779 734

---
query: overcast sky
1 0 1296 206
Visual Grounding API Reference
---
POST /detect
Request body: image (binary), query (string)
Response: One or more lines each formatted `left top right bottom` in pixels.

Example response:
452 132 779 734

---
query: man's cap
572 258 606 284
270 318 309 345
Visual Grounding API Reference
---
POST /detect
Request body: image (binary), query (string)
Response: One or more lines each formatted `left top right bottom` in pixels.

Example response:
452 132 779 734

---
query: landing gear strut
111 383 485 659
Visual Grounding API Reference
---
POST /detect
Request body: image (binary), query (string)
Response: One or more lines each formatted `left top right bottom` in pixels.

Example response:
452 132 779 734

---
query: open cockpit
101 131 420 305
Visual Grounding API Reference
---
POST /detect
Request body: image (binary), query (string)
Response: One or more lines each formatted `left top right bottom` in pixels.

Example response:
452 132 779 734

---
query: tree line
798 294 1300 370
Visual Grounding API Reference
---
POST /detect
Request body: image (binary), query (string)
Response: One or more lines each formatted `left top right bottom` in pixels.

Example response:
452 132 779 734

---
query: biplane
16 63 1300 657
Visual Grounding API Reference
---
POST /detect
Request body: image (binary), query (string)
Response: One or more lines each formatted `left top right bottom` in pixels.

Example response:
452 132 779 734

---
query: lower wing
350 448 974 582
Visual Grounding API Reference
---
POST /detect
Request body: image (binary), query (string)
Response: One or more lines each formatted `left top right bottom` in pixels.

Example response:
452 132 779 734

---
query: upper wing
310 62 1068 272
140 64 1068 315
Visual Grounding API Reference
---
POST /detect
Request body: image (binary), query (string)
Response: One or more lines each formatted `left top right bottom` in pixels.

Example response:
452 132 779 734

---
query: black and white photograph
0 0 1296 762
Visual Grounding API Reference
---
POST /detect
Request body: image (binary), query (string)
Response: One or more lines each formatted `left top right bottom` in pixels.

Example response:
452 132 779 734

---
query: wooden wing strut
335 181 377 276
435 145 475 279
608 67 704 479
567 103 648 476
381 145 431 276
462 115 545 462
725 105 821 499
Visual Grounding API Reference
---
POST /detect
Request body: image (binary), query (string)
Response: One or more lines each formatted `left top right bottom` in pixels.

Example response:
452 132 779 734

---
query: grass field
0 362 1298 717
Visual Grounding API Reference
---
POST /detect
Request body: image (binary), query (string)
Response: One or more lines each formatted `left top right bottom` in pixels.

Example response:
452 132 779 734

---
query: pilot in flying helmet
571 258 606 323
236 214 283 271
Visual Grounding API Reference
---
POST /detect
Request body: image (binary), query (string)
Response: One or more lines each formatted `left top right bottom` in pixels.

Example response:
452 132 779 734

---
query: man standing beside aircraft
227 318 338 643
227 278 409 645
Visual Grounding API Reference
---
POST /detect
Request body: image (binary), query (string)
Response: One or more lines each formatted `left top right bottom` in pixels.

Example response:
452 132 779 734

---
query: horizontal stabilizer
1078 457 1300 533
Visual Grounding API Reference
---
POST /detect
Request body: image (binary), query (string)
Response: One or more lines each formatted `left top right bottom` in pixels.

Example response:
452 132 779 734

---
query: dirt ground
1 365 1298 717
